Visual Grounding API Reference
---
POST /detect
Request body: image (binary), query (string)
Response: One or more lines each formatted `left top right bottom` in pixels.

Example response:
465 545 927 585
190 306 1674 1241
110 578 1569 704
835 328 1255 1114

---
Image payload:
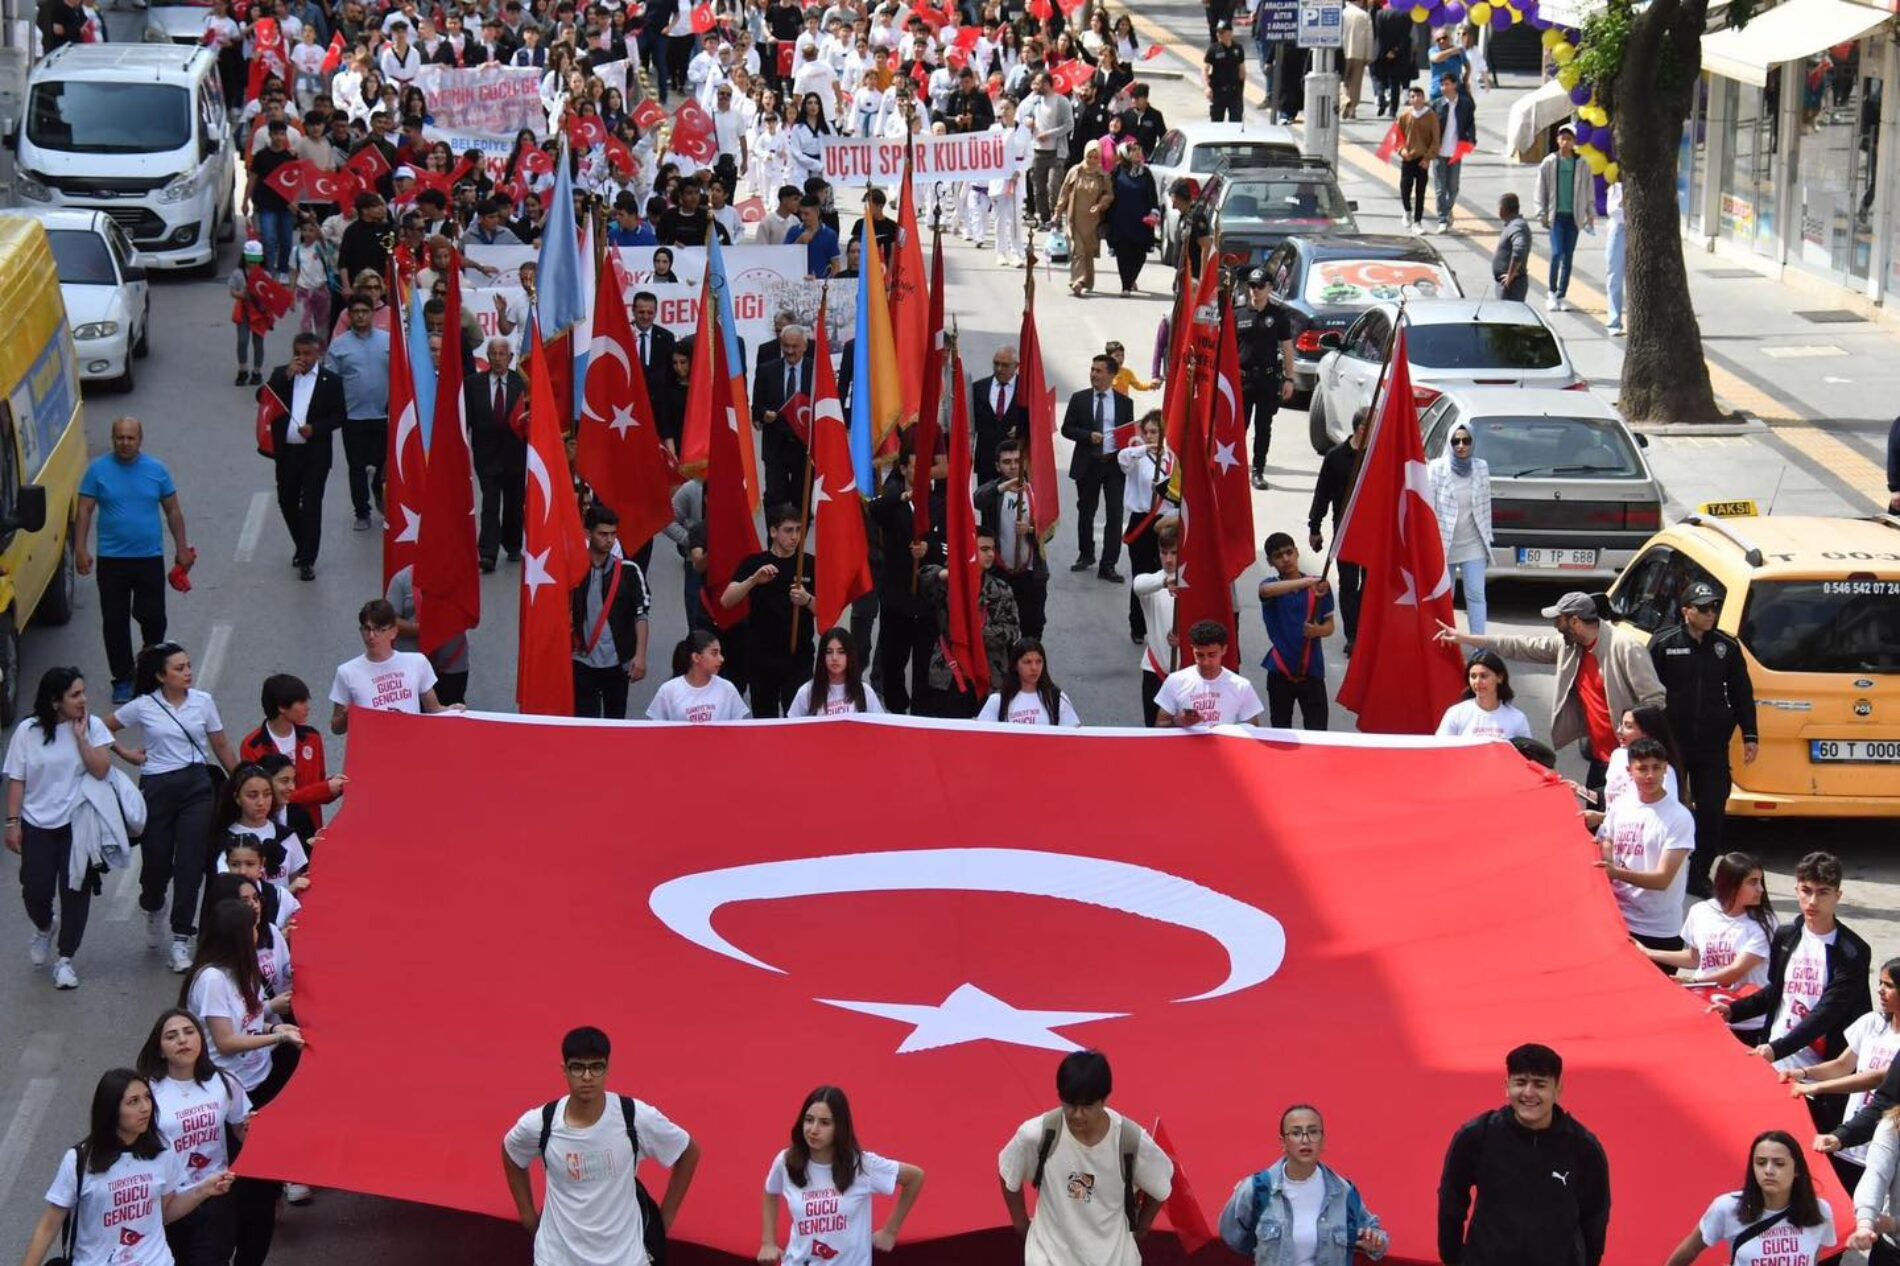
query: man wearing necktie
465 336 527 573
971 346 1029 485
630 290 677 400
752 324 815 510
1059 354 1134 581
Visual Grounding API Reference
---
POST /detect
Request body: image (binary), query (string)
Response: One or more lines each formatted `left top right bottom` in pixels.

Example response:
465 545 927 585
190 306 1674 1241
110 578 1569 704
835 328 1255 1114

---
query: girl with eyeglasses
1218 1105 1389 1264
1427 422 1493 633
106 641 238 976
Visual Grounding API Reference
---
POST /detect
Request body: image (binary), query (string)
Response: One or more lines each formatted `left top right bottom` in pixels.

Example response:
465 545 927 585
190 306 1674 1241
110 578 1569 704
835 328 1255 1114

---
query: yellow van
0 216 85 723
1605 513 1900 818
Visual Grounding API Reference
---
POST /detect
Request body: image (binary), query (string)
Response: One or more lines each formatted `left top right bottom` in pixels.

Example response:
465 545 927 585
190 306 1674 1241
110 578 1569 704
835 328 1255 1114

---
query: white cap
242 238 264 259
394 165 417 179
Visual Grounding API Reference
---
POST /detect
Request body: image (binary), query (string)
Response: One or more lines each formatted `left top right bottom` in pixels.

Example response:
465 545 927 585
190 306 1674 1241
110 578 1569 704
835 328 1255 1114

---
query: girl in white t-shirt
648 630 753 723
787 628 886 718
1587 704 1681 830
1664 1130 1835 1265
761 1086 925 1266
19 1068 233 1266
1435 648 1533 740
211 765 309 890
204 871 295 1005
976 639 1082 727
1788 957 1900 1175
184 900 304 1104
1645 851 1775 1027
135 1008 251 1264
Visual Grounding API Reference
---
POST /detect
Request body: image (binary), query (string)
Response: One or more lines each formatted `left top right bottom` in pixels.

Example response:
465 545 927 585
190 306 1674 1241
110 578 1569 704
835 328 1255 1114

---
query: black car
1258 233 1463 394
1194 158 1358 274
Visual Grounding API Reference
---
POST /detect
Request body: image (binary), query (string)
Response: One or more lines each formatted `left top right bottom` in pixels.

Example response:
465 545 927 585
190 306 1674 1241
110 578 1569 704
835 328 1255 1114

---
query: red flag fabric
1450 138 1477 164
953 25 982 50
944 45 969 72
1151 1119 1214 1256
262 158 311 204
235 710 1847 1265
245 17 286 101
911 227 946 541
1015 288 1059 542
518 146 555 179
940 347 988 698
253 384 287 459
689 1 714 32
776 42 796 77
1375 121 1403 164
1334 326 1466 732
516 324 589 716
809 314 871 632
1048 58 1092 95
1162 255 1220 454
670 99 718 164
319 29 345 74
1026 0 1052 19
700 316 760 630
1208 299 1255 586
416 267 482 656
243 265 293 335
383 276 425 587
890 172 929 430
602 134 637 175
301 167 359 205
578 257 677 554
736 194 766 224
679 266 719 472
631 97 667 133
1139 42 1165 60
1172 336 1239 670
345 144 392 185
567 113 608 150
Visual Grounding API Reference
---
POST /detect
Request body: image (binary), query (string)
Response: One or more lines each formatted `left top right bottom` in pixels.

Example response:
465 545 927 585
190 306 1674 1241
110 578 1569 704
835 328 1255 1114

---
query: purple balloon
1598 130 1615 159
1569 83 1593 106
1490 6 1511 27
1529 14 1551 25
1427 2 1449 20
1441 0 1466 20
1565 25 1582 42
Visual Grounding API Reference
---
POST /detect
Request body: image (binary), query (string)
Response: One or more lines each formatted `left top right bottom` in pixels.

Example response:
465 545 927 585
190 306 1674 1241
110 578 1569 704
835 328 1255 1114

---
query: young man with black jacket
1306 407 1368 653
1437 1043 1609 1266
1721 851 1871 1131
570 505 653 720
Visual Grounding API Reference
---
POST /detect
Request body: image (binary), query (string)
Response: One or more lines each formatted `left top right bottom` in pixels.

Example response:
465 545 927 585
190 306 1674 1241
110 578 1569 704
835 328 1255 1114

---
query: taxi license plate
1516 548 1600 569
1810 740 1900 764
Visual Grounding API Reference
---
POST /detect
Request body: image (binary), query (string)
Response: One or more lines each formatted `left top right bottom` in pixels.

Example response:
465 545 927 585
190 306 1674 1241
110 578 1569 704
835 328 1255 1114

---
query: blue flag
536 142 586 340
849 272 874 494
409 284 438 451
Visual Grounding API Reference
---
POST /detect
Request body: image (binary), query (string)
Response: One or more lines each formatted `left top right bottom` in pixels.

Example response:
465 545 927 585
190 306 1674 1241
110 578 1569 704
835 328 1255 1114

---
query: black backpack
537 1095 667 1265
1029 1109 1145 1231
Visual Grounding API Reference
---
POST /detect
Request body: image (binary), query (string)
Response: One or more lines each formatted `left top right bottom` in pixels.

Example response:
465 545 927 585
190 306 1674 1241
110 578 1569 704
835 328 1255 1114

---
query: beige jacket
1342 2 1374 61
1397 106 1441 163
1472 621 1666 752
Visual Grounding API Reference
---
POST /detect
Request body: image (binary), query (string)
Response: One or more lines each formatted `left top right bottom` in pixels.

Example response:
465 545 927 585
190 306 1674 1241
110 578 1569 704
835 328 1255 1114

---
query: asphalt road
0 15 1891 1264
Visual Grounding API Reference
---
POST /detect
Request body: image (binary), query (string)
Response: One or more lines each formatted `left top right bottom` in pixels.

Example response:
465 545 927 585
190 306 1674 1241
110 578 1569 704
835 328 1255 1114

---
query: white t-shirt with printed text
1772 925 1838 1072
501 1095 692 1266
329 651 437 715
1678 899 1771 1033
1596 790 1696 939
1840 1012 1900 1164
646 675 751 723
1153 667 1264 726
43 1145 187 1266
763 1149 902 1266
975 690 1082 727
1434 698 1533 741
187 966 273 1091
997 1110 1174 1266
151 1073 251 1192
786 681 886 718
1696 1192 1835 1265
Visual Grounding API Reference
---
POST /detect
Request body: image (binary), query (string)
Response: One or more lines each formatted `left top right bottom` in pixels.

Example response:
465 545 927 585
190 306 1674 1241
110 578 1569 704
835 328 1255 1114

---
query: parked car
1197 159 1358 273
2 209 149 391
1259 234 1462 395
1306 298 1583 452
1417 387 1662 581
1150 121 1301 259
143 0 217 44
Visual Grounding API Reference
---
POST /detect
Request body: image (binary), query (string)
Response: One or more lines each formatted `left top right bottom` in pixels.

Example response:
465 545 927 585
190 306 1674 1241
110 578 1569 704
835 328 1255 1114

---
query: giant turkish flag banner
236 713 1846 1263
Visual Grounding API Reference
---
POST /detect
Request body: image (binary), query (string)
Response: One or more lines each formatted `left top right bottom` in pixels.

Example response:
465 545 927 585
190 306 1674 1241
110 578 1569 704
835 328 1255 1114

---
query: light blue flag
408 284 438 452
849 272 874 494
536 141 587 339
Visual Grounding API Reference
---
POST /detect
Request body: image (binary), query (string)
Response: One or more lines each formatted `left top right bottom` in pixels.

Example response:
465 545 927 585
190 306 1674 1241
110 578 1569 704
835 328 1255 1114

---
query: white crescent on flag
525 444 553 521
393 401 418 480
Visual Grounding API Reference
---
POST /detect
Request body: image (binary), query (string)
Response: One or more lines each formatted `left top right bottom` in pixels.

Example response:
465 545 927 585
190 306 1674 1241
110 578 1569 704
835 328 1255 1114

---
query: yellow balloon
1556 64 1581 89
1585 150 1608 175
1603 161 1620 182
1550 39 1574 64
1542 27 1563 46
1505 4 1522 21
1411 5 1430 20
1470 1 1492 21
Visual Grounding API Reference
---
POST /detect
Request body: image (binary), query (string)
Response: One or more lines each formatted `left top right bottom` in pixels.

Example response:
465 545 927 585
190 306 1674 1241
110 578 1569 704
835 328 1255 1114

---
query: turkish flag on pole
346 143 392 186
631 97 667 133
940 346 989 698
1172 336 1239 670
911 228 946 541
1334 326 1466 732
699 323 760 631
382 282 426 588
689 1 714 32
253 384 287 459
516 325 588 716
301 168 359 206
1015 285 1059 542
889 172 929 430
1162 255 1220 454
319 29 345 74
415 267 482 656
1150 1119 1214 1256
678 266 720 473
579 255 676 554
243 266 293 335
246 17 286 102
1208 300 1256 586
809 315 871 632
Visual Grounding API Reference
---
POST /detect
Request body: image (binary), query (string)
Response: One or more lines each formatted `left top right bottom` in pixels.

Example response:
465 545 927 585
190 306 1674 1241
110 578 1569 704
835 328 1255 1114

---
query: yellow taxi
1604 508 1900 818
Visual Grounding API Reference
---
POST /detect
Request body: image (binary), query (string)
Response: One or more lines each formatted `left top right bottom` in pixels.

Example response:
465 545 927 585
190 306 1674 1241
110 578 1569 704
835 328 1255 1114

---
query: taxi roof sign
1698 499 1760 518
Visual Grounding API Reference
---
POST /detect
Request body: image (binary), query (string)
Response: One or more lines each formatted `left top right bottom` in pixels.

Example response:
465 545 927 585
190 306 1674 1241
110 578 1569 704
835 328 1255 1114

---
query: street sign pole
1298 0 1342 170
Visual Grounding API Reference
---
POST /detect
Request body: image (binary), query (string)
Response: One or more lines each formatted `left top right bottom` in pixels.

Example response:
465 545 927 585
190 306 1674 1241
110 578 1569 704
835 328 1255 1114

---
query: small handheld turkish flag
1375 121 1403 165
776 42 795 77
671 99 718 163
346 144 391 185
302 168 359 205
568 114 608 150
519 147 555 178
736 195 765 224
778 392 812 447
689 1 714 32
1140 43 1165 60
631 98 667 132
263 158 311 204
244 267 293 335
319 29 345 74
1049 59 1092 95
254 383 288 459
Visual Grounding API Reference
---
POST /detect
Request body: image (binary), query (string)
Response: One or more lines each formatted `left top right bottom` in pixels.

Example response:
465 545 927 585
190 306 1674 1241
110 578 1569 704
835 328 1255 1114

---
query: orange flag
888 174 929 429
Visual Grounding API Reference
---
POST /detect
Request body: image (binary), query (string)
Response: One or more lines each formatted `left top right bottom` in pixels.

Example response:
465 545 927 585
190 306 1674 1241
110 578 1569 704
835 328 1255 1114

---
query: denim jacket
1218 1160 1387 1266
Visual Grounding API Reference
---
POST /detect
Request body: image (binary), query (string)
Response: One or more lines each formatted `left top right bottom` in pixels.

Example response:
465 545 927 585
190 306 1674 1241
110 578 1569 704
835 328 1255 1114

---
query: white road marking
197 622 232 695
235 491 269 563
0 1077 61 1210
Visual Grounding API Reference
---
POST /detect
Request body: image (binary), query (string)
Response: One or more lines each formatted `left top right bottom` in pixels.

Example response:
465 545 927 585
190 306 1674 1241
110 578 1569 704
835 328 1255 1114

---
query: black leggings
19 822 91 958
137 768 216 936
233 1043 302 1266
166 1192 236 1266
1113 243 1146 291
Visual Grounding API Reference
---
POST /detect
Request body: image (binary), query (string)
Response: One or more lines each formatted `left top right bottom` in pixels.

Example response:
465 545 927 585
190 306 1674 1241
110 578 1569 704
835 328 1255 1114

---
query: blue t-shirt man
1260 582 1335 682
787 216 841 278
1256 532 1335 730
79 451 176 559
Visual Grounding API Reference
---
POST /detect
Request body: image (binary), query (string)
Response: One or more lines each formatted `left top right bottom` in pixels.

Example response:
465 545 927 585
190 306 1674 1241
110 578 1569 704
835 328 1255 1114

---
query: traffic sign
1256 0 1299 41
1297 0 1343 47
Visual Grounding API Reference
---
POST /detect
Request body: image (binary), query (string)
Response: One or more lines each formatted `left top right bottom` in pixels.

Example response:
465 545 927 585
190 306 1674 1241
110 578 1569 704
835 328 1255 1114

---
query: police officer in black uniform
1203 22 1246 123
1235 267 1295 491
1648 580 1758 897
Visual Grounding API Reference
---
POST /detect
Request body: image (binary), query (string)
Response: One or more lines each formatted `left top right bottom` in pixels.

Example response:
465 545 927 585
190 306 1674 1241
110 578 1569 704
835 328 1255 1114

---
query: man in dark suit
1060 354 1133 580
264 333 347 581
466 336 527 572
631 290 677 399
752 324 815 510
970 344 1028 484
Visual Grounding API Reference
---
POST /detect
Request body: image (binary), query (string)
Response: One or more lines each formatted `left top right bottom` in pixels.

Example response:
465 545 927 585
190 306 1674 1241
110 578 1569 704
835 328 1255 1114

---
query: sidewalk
1123 0 1895 514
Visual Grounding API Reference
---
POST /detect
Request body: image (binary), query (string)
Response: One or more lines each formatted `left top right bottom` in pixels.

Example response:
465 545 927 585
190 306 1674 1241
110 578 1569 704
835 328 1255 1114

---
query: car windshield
45 230 117 285
1305 258 1456 305
1190 143 1298 173
1220 178 1350 226
26 81 192 154
1408 322 1563 370
1459 415 1643 479
1739 579 1900 674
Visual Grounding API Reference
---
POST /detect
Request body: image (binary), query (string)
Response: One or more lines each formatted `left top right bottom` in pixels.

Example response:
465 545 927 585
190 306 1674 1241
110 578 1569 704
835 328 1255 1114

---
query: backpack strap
1029 1109 1064 1191
536 1101 557 1159
538 1097 644 1167
618 1095 643 1164
1118 1118 1142 1231
59 1144 85 1261
1730 1208 1792 1262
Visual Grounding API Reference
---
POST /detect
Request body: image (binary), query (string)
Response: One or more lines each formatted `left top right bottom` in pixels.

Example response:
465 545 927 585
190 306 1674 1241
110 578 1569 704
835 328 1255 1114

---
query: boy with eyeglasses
503 1026 701 1266
327 598 462 733
1647 580 1758 897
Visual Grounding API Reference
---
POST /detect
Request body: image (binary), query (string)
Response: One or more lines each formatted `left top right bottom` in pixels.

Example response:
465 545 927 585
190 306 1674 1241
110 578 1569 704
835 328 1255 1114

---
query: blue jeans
639 30 670 102
1432 155 1460 225
1548 212 1579 299
1605 218 1626 329
1451 557 1488 632
255 206 294 276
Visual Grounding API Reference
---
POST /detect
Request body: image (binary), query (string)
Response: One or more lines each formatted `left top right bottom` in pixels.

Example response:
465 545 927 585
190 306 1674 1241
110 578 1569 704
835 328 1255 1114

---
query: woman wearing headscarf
1104 139 1158 296
1055 145 1112 297
1428 420 1493 632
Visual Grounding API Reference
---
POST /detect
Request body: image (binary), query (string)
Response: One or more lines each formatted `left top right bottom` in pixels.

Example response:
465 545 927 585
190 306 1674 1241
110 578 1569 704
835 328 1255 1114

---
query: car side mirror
1 130 14 151
1346 199 1358 211
1318 331 1343 351
1634 432 1649 448
2 485 47 537
124 266 147 283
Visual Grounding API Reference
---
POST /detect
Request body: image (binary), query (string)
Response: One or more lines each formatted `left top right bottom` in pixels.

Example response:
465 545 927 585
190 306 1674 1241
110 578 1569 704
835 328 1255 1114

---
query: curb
1627 413 1767 438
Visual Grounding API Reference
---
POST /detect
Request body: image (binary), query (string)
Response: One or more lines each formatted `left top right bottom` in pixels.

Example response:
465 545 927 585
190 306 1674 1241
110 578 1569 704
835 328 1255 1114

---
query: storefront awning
1702 0 1891 87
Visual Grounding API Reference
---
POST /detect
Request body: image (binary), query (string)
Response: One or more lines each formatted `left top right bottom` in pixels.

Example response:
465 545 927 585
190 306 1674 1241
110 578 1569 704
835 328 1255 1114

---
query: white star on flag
391 504 421 545
609 404 638 437
1213 440 1241 474
810 474 829 506
522 547 556 602
816 982 1126 1054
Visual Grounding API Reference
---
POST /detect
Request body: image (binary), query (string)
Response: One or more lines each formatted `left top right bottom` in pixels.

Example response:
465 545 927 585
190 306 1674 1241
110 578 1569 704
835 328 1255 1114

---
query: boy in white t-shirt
1592 737 1696 952
999 1050 1174 1266
502 1026 700 1266
1153 619 1264 729
328 597 463 734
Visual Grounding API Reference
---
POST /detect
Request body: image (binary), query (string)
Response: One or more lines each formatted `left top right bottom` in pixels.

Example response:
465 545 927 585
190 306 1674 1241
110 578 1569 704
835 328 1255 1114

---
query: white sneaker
145 908 166 949
283 1183 314 1205
29 927 52 967
52 958 78 990
1545 293 1560 311
169 936 193 974
1434 221 1450 235
1555 297 1569 312
1407 219 1421 235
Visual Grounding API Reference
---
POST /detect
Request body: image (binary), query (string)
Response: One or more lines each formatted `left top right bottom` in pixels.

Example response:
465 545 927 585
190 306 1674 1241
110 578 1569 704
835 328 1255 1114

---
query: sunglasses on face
1451 436 1473 448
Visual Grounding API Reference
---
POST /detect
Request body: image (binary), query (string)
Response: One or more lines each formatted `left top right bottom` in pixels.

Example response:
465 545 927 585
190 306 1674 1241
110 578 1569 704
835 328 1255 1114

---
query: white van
7 44 236 273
